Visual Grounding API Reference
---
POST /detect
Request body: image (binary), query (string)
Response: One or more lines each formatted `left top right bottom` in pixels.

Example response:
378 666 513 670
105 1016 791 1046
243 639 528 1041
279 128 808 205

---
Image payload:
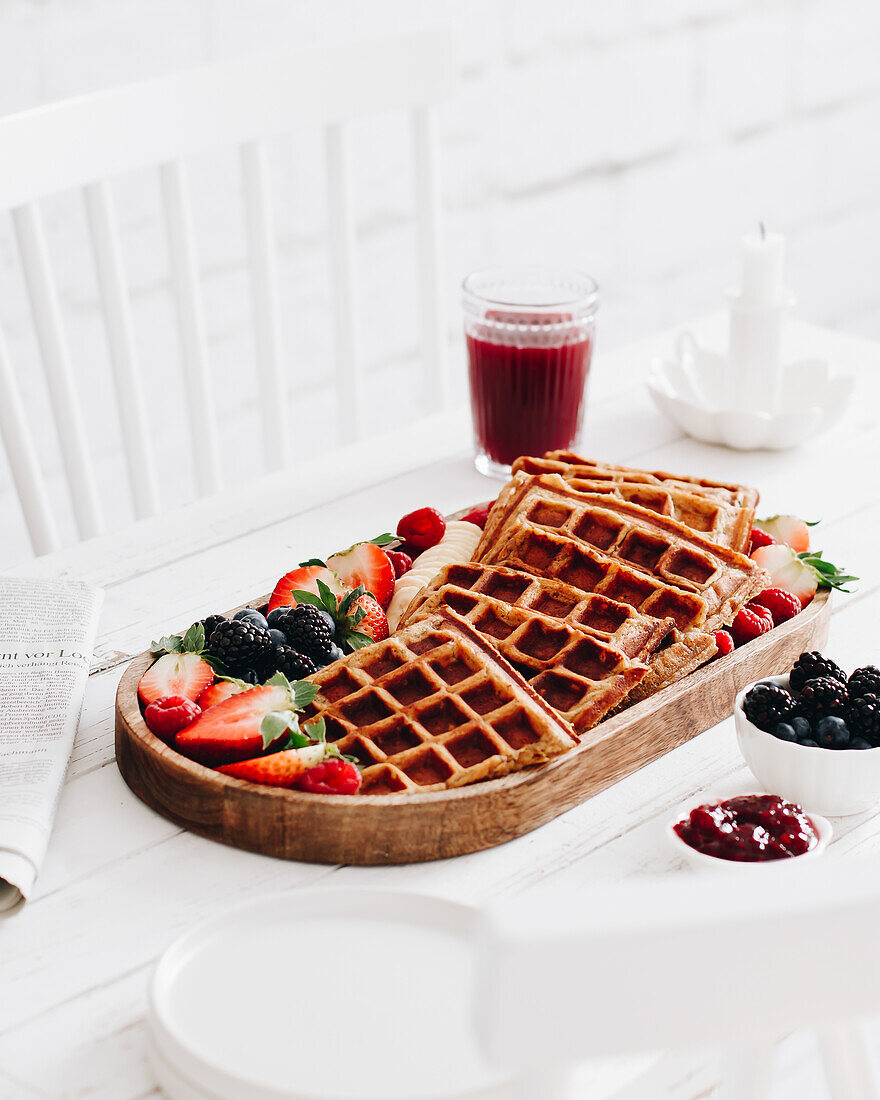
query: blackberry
200 614 226 640
263 644 317 682
846 694 880 743
278 604 334 662
743 682 796 731
208 618 272 675
798 676 848 721
789 651 846 692
849 666 880 699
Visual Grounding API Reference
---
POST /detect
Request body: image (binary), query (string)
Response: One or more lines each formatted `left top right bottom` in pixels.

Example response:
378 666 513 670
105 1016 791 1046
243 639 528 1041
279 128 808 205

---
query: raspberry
750 588 802 626
460 502 493 529
144 694 201 739
731 605 773 647
397 507 446 550
294 758 362 795
713 629 735 657
749 527 777 553
386 550 413 579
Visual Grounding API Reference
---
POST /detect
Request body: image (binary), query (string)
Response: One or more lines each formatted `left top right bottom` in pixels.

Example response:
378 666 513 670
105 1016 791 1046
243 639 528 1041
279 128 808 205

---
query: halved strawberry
326 542 395 609
175 683 292 765
753 515 812 553
268 565 344 612
196 680 246 710
138 651 214 707
217 743 328 787
750 543 857 608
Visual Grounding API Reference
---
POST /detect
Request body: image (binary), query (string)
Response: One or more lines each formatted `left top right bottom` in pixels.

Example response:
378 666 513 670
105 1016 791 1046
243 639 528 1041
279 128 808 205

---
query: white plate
150 889 514 1100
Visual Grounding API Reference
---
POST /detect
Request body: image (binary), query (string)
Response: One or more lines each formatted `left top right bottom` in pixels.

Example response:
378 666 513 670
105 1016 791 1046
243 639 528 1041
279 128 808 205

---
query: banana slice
387 521 481 630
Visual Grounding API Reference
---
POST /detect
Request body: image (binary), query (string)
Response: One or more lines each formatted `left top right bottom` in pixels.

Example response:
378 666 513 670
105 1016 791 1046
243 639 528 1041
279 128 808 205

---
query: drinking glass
462 267 599 478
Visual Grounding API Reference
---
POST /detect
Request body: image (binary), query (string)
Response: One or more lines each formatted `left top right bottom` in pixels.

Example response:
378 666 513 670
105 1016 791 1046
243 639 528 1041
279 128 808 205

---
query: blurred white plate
647 335 853 450
150 889 514 1100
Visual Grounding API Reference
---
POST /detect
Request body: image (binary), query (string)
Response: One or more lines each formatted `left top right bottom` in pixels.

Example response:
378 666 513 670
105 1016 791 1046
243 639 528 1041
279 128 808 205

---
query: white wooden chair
0 29 453 556
476 863 880 1099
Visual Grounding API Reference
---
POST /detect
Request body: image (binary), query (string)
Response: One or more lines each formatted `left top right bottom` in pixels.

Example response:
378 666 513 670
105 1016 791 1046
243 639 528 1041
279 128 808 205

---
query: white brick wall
0 0 878 564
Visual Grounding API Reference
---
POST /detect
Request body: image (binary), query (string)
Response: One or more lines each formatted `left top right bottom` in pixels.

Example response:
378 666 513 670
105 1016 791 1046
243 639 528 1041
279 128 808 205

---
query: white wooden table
2 314 879 1100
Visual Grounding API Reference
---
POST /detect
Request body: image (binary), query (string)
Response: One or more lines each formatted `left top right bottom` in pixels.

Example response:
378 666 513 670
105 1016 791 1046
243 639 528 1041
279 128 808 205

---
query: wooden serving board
115 587 830 865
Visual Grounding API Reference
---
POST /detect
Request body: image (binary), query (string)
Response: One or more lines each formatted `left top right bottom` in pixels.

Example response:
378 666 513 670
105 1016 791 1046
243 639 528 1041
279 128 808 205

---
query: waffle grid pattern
304 611 576 794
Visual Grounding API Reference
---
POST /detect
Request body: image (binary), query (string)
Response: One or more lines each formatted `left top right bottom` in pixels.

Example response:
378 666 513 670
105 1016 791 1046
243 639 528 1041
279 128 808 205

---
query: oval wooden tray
115 588 831 865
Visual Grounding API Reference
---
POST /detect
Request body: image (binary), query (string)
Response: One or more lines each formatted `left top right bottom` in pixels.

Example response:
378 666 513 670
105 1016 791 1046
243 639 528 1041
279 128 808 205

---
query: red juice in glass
462 269 598 477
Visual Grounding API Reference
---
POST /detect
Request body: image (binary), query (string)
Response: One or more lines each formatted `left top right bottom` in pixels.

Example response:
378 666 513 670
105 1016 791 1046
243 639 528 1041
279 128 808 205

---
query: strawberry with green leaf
293 580 388 653
751 542 857 608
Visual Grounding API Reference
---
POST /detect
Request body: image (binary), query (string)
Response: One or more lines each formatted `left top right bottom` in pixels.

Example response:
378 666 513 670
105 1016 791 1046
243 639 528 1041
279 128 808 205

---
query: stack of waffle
309 452 766 793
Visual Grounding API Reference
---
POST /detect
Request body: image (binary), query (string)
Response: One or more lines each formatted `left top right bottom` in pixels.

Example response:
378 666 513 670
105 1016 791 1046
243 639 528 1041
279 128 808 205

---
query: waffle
478 475 767 629
623 629 718 708
302 608 577 794
400 561 673 661
402 582 652 732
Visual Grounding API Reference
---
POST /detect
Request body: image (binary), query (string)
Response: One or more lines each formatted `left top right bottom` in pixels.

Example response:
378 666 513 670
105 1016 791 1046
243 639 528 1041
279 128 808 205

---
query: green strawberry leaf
261 710 303 750
267 670 293 691
202 653 230 676
304 716 326 743
315 579 340 614
370 533 396 547
291 589 325 609
150 634 183 655
343 630 374 652
797 551 858 593
292 681 319 709
299 558 326 568
181 622 205 653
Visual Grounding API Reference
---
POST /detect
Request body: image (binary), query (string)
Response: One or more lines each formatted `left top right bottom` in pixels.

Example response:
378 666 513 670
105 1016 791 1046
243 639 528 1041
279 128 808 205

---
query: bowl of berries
735 653 880 816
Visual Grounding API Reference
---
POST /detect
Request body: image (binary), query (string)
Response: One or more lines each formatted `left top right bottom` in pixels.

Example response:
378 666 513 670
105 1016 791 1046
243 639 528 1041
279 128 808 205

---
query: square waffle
400 560 673 661
302 609 578 794
478 474 768 629
401 582 651 733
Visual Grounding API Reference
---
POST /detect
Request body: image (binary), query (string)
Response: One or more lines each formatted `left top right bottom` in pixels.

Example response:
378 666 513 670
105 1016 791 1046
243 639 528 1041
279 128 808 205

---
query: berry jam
674 794 818 862
466 330 593 468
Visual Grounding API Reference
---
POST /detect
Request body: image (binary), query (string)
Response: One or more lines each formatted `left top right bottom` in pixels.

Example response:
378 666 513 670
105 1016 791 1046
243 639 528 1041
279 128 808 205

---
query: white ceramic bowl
736 675 880 817
667 790 832 872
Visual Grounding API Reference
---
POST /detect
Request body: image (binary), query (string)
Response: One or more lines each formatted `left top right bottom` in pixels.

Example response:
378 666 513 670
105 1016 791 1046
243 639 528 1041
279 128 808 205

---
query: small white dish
736 675 880 817
667 790 832 871
647 334 853 451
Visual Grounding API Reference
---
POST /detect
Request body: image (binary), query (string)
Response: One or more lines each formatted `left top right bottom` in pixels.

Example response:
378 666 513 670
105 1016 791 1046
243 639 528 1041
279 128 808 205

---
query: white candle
741 229 785 305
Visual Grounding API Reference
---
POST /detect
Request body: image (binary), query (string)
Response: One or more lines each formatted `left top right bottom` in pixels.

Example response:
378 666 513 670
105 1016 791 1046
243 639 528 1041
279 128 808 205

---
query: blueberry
851 737 873 750
234 607 268 629
268 628 287 645
815 715 851 749
791 716 811 739
327 643 344 663
239 667 261 685
800 739 819 747
773 722 798 742
266 606 292 627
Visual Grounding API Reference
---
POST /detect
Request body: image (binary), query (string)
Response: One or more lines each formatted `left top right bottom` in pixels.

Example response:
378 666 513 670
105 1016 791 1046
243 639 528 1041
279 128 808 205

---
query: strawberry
197 680 246 710
295 758 362 795
144 695 201 739
269 565 344 612
459 502 493 529
138 651 214 707
750 543 857 608
753 515 813 553
713 629 735 657
397 507 446 550
175 683 294 765
348 591 389 644
749 527 776 553
750 588 802 626
731 606 773 647
386 550 413 579
326 541 395 609
217 743 329 787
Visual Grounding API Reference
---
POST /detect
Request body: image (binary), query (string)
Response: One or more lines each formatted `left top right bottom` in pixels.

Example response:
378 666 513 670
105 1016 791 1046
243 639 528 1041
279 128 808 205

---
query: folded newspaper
0 576 103 913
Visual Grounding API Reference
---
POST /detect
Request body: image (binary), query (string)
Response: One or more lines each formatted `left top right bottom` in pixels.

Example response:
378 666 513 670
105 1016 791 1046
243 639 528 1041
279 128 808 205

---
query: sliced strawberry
217 743 328 787
750 544 818 608
753 515 812 553
175 684 293 765
326 542 395 609
268 565 343 612
197 680 246 710
138 651 214 707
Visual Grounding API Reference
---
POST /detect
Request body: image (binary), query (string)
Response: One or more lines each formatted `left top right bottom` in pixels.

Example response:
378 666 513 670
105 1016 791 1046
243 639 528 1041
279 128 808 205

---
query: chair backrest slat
160 160 222 495
0 323 60 554
325 123 360 438
12 202 104 539
241 141 286 468
412 104 446 409
84 180 161 518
